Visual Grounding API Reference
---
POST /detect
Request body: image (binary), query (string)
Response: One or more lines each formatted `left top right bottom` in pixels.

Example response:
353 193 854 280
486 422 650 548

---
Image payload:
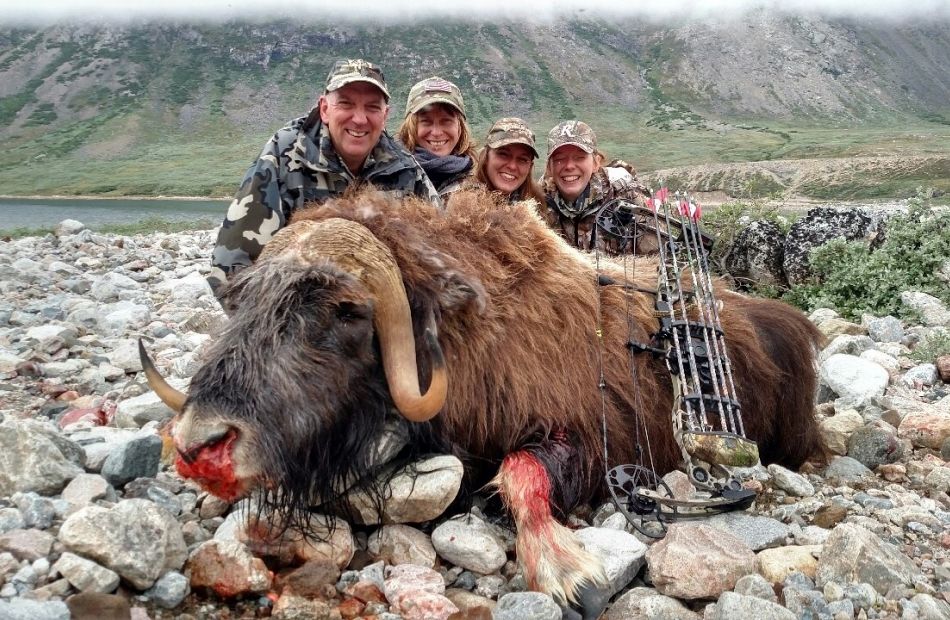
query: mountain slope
0 15 947 199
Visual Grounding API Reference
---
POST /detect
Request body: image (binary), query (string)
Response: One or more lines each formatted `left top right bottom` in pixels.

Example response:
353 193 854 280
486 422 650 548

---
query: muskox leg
492 437 608 616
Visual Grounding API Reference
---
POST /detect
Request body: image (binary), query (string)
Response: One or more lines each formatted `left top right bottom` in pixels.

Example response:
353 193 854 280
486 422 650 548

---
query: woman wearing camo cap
472 117 545 204
397 76 477 198
540 120 654 255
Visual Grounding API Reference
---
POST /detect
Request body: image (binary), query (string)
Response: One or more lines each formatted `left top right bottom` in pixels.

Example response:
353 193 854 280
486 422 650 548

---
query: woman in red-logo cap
540 120 653 254
397 77 477 199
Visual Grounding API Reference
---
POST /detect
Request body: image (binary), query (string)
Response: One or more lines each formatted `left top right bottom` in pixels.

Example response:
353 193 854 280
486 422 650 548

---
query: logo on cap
405 76 466 118
547 120 597 157
424 78 455 93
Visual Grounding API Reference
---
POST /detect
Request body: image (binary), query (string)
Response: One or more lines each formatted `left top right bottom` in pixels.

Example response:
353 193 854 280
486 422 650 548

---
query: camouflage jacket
208 111 442 299
433 169 474 198
540 160 655 255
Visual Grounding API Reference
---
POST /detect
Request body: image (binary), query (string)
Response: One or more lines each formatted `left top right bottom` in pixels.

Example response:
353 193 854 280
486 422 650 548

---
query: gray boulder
846 421 902 470
55 219 86 236
815 523 921 595
704 591 796 620
725 220 787 287
783 207 876 286
0 599 70 620
58 498 187 590
0 420 84 496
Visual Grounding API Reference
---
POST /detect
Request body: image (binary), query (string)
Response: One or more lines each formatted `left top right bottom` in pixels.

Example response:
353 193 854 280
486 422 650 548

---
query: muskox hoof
561 581 611 620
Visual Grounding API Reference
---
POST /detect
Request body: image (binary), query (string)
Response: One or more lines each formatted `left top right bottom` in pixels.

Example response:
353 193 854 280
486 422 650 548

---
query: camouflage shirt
540 160 655 255
437 173 472 198
208 111 442 299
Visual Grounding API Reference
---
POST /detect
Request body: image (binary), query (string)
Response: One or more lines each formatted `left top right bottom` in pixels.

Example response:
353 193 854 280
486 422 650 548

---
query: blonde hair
396 103 477 160
475 145 545 204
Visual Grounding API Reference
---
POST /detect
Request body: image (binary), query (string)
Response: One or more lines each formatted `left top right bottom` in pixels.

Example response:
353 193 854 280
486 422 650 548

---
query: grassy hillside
0 18 948 200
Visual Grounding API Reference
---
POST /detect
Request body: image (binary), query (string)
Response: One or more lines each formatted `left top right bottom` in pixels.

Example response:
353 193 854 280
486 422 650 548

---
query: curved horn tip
138 338 187 414
138 338 153 371
395 328 448 423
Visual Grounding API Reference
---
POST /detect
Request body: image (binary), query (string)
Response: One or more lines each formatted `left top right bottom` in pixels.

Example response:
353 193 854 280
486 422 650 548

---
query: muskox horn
137 339 186 413
264 218 448 422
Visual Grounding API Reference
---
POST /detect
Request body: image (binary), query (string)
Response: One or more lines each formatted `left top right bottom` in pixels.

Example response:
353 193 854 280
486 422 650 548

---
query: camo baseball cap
547 120 597 156
324 59 391 102
485 117 539 158
406 77 466 118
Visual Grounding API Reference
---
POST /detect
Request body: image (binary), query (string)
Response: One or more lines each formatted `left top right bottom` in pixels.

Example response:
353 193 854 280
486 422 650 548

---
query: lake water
0 197 229 232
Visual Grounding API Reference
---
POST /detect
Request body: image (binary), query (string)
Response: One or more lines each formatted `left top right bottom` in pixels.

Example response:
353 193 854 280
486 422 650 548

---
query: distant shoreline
0 194 231 202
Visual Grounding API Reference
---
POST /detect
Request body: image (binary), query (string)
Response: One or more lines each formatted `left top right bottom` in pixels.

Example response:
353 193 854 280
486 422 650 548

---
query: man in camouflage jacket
208 59 442 302
539 120 656 256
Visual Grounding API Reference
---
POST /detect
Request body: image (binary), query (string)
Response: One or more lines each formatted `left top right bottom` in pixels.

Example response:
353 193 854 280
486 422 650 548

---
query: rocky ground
0 217 949 620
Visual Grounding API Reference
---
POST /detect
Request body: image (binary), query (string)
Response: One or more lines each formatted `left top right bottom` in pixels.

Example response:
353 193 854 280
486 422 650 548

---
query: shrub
24 102 57 126
739 173 785 199
783 199 950 321
0 217 217 238
910 329 950 363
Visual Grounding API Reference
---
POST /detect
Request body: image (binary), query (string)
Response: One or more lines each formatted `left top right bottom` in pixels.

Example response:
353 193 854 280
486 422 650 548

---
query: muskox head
140 217 448 517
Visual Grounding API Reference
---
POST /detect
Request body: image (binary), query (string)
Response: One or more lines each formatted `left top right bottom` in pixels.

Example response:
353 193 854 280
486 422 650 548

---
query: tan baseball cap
547 120 597 157
324 59 391 102
485 117 539 158
406 77 466 118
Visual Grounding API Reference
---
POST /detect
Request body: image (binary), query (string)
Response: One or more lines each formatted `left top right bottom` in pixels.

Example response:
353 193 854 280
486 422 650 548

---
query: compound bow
595 188 758 538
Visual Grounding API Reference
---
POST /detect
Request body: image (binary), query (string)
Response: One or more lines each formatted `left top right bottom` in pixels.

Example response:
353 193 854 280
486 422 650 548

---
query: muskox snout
171 417 250 500
175 423 233 463
172 416 234 461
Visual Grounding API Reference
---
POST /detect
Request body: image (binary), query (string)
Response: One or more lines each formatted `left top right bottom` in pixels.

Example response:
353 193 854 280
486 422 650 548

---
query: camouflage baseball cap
406 77 466 118
547 120 597 156
485 117 539 158
324 59 391 102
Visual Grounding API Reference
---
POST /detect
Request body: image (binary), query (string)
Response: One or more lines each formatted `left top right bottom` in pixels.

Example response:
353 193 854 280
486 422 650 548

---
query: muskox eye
336 301 371 325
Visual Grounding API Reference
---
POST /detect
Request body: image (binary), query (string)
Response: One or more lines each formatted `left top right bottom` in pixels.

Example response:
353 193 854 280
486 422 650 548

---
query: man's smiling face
319 82 390 173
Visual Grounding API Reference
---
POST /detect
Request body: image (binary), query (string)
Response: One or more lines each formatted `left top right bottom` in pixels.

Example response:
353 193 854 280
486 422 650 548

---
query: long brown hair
396 104 477 160
474 146 545 204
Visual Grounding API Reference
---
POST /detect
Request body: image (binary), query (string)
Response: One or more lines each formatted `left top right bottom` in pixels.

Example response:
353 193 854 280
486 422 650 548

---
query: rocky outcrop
725 220 787 287
782 207 878 286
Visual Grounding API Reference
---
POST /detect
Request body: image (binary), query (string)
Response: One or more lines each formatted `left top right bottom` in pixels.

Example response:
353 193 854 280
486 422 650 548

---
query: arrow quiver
596 194 759 538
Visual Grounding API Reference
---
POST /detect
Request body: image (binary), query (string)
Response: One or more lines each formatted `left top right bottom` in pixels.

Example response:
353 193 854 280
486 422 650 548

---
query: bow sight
596 192 758 538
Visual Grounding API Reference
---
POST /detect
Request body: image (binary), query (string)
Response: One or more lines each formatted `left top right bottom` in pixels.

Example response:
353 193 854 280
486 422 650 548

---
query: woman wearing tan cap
397 77 477 198
473 117 545 204
540 120 653 254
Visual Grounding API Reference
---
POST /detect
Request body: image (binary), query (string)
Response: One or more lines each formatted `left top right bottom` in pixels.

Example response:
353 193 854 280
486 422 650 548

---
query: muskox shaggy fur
173 188 826 609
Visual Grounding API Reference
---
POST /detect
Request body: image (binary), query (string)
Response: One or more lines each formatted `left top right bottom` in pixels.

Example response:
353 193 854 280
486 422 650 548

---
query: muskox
144 189 826 614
